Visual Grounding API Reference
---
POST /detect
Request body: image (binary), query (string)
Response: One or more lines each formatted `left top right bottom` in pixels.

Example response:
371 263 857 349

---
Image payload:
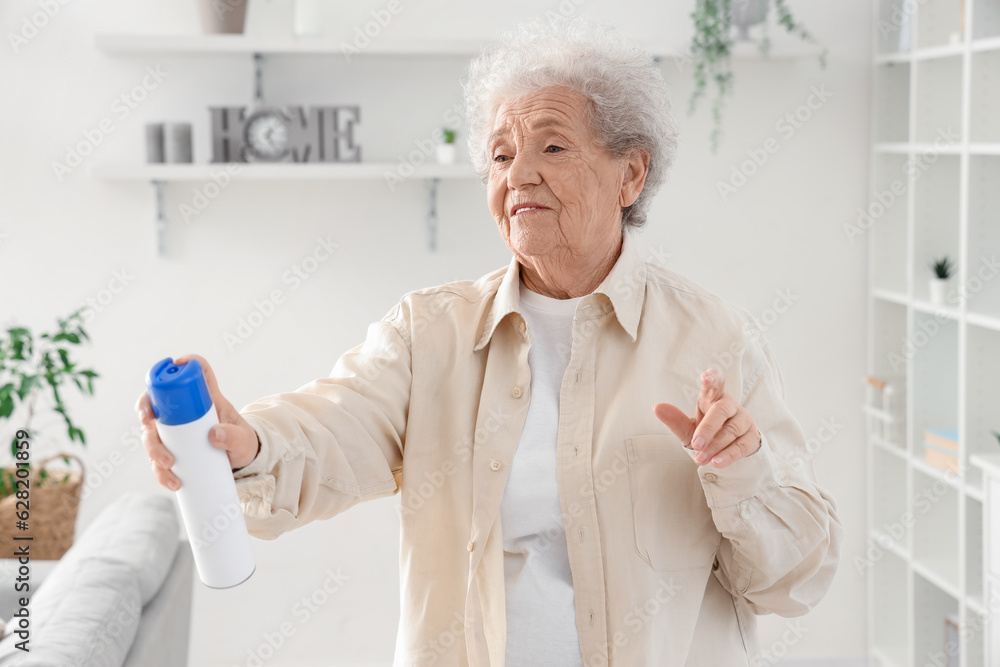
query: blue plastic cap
145 358 213 426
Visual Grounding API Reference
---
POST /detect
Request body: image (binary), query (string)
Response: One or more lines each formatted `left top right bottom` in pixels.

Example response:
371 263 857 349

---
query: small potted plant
929 255 954 306
436 128 457 165
0 308 97 559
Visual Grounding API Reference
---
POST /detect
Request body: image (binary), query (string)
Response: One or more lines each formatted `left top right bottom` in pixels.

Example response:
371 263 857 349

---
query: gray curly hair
461 15 678 229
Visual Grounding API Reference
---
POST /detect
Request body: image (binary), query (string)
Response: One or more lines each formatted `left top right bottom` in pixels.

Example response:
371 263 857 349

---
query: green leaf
50 332 80 345
0 392 13 420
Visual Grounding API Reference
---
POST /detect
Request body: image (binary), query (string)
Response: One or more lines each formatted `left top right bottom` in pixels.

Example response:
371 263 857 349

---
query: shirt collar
473 229 646 351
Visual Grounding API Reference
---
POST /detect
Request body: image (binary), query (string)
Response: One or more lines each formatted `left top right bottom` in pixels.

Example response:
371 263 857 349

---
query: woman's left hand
653 367 761 468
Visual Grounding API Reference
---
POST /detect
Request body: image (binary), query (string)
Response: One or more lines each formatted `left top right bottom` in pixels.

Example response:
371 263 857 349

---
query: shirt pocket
625 434 721 572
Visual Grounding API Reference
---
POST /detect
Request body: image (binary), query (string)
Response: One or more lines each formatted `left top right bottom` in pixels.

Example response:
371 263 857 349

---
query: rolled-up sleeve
232 305 411 541
697 324 844 617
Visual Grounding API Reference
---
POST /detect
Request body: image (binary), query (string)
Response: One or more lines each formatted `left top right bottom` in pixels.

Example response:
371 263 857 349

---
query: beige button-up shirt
233 229 844 666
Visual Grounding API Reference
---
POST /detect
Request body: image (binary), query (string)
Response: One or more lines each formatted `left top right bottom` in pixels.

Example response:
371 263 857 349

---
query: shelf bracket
426 177 440 251
153 179 166 256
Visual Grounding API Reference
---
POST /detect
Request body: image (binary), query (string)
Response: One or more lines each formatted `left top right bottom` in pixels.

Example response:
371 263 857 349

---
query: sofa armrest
123 539 194 667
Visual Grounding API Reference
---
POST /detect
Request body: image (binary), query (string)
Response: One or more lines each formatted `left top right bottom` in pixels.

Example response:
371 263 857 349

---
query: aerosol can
146 357 255 588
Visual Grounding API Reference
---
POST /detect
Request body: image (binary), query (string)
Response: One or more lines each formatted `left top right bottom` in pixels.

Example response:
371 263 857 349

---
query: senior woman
137 16 842 667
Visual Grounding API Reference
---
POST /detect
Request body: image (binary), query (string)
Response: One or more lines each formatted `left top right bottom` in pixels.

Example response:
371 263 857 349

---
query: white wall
0 0 872 664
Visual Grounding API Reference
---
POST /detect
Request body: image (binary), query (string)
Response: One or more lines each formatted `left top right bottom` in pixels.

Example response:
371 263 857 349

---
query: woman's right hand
135 353 261 490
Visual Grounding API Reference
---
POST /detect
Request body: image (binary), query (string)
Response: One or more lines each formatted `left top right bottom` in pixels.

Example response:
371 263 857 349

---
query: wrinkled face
486 86 630 260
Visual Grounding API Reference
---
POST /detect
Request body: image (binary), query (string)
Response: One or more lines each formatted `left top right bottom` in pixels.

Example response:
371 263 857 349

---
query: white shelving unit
867 0 1000 665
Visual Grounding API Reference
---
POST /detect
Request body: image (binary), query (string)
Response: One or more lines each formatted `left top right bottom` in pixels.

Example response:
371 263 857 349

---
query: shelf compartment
911 311 959 458
971 49 1000 142
869 154 911 295
913 155 961 303
874 447 911 548
965 324 1000 493
872 549 911 666
915 55 963 144
964 607 987 667
913 567 961 663
973 0 1000 40
877 0 914 55
875 63 912 143
913 467 961 591
967 156 1000 319
916 0 967 48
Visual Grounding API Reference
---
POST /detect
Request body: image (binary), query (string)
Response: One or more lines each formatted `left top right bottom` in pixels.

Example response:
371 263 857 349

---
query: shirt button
511 386 523 398
467 540 475 552
489 459 502 471
704 472 718 482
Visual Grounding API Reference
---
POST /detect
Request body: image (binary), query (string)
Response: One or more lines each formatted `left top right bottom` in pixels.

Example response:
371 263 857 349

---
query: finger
139 400 175 469
690 393 739 453
652 402 695 445
693 409 754 465
172 354 240 422
704 427 761 468
695 368 726 423
149 457 182 491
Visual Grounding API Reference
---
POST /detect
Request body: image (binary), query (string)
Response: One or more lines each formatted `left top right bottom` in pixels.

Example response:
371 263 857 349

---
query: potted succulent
929 255 954 305
0 308 97 559
436 128 457 165
688 0 827 153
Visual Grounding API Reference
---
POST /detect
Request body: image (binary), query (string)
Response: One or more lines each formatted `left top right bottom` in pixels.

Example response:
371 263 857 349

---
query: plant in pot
0 308 97 560
436 128 457 165
929 255 954 306
688 0 828 153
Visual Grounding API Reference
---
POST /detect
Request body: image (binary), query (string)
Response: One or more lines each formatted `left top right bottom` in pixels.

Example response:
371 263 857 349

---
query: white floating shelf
94 33 494 56
90 161 479 182
94 32 826 60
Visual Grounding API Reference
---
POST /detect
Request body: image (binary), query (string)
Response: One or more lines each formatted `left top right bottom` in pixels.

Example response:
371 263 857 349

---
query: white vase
929 278 949 305
293 0 323 36
731 0 770 41
436 144 456 165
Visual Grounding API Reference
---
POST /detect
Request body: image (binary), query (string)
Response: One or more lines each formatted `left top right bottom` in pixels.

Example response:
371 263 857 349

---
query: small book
925 443 959 474
924 428 959 452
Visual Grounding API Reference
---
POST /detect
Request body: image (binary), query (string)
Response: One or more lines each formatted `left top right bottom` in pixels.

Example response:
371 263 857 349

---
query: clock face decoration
209 105 362 163
243 109 291 162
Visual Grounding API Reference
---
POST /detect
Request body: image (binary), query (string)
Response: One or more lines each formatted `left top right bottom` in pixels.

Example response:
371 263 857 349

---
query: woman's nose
506 151 542 189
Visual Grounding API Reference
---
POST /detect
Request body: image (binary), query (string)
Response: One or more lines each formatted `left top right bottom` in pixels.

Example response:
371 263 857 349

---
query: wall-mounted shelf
94 32 825 59
92 162 478 255
91 162 477 181
93 28 823 256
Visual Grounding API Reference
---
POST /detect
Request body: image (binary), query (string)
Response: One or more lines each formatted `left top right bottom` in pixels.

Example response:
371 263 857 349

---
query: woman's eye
546 145 563 153
493 154 510 163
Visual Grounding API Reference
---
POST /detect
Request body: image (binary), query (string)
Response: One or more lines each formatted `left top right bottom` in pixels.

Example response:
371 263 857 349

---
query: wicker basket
0 453 84 560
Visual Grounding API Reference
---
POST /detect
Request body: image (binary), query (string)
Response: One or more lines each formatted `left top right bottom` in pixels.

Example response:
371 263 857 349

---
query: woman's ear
619 148 650 208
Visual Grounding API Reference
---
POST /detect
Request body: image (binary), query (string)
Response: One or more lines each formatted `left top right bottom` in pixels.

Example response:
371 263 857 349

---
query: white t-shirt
500 280 585 666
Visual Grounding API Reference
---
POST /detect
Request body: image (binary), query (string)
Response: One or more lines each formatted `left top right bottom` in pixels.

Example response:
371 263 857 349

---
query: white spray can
146 357 256 588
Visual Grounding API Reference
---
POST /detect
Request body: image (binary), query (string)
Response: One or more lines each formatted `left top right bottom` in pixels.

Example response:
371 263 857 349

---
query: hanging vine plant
688 0 828 153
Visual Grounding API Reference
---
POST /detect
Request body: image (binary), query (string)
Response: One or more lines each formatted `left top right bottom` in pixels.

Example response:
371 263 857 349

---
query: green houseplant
0 308 97 559
0 308 98 496
929 255 954 306
688 0 828 153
